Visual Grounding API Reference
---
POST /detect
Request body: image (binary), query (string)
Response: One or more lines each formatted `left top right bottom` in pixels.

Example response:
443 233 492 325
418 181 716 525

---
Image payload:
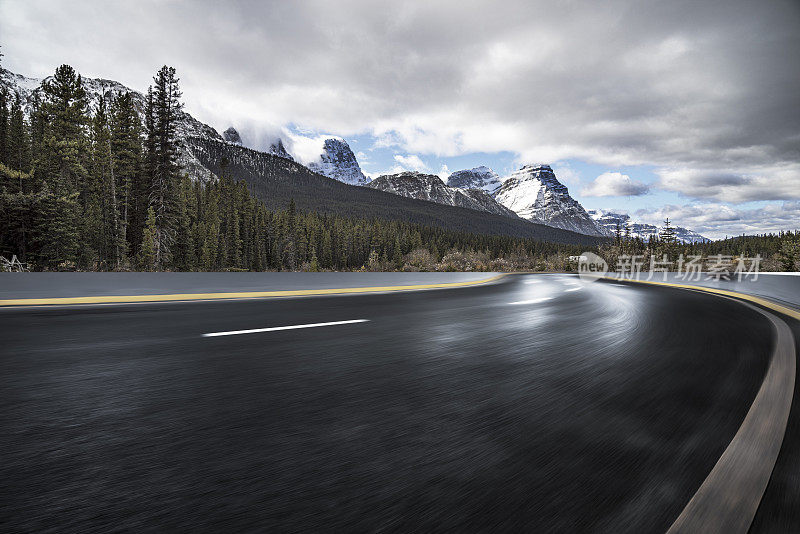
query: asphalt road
0 274 791 532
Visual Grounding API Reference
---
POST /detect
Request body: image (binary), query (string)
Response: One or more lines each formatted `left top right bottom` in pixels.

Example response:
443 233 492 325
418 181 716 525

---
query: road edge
0 273 509 307
608 278 797 534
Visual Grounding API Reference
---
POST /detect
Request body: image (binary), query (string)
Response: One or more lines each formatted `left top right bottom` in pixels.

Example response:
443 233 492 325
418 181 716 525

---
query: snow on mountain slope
307 138 369 185
367 172 518 218
587 210 708 243
447 166 502 194
495 165 605 236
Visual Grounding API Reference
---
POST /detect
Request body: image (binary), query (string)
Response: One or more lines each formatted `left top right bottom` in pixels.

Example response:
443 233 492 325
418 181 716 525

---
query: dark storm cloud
1 0 798 202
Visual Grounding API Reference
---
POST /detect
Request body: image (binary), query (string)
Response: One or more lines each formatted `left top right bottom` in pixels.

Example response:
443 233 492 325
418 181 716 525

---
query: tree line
601 217 800 271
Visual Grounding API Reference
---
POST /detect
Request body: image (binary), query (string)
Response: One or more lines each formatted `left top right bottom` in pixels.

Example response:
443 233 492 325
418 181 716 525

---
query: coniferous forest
0 60 798 272
0 62 592 272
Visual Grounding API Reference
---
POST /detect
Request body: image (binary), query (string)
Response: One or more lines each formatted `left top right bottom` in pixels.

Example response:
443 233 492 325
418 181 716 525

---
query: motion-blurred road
1 274 797 532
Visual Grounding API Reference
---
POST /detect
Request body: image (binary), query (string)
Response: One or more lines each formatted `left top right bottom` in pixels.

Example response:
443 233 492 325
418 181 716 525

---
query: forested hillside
185 136 600 245
0 62 595 271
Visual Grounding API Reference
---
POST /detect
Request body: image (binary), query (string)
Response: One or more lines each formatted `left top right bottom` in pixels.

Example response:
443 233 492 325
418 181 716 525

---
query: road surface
1 274 797 532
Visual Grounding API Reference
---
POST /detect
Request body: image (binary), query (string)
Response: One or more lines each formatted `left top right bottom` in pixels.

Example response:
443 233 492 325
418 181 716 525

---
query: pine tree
130 87 157 258
139 206 157 271
282 198 297 270
171 175 195 271
308 249 320 272
660 217 676 244
38 65 89 194
28 92 46 175
660 217 677 255
110 91 141 263
146 66 183 270
392 236 402 266
0 181 34 260
0 88 8 165
321 229 333 268
89 92 115 266
779 233 800 271
33 181 80 269
6 93 30 176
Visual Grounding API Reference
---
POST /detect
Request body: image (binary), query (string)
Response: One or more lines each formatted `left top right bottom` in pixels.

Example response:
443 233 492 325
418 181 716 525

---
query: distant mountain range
0 66 707 244
182 136 601 245
587 210 708 244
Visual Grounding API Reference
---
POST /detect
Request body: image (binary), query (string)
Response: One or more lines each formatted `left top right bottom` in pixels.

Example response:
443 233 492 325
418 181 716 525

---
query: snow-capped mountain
447 166 502 194
587 210 708 244
494 165 605 237
307 138 369 186
366 172 518 218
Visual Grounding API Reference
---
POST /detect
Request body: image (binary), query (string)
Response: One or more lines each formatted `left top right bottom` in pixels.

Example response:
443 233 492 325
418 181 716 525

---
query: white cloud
393 154 429 172
581 172 650 197
552 163 581 185
635 201 800 239
2 0 797 205
283 132 340 165
229 122 285 153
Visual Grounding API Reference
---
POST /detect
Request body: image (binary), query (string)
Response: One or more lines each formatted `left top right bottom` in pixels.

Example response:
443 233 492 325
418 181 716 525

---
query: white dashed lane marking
203 319 370 337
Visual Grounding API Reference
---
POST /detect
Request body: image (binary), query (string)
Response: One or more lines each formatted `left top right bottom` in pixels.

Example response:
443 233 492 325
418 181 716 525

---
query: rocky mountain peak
307 138 368 186
223 127 242 145
267 138 293 161
495 164 605 236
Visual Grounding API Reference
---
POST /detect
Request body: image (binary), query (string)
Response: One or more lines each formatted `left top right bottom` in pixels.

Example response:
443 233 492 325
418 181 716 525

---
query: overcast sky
1 0 798 238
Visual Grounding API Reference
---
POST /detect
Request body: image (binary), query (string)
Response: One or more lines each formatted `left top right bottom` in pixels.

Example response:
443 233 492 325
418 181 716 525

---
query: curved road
0 274 795 532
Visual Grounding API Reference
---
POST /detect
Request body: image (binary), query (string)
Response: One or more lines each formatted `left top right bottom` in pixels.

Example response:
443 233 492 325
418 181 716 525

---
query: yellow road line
605 277 800 321
605 276 799 532
0 273 509 307
667 296 795 534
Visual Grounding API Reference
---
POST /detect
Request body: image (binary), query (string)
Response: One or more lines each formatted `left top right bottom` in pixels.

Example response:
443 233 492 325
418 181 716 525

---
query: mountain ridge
367 171 518 218
184 136 603 245
447 166 502 193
